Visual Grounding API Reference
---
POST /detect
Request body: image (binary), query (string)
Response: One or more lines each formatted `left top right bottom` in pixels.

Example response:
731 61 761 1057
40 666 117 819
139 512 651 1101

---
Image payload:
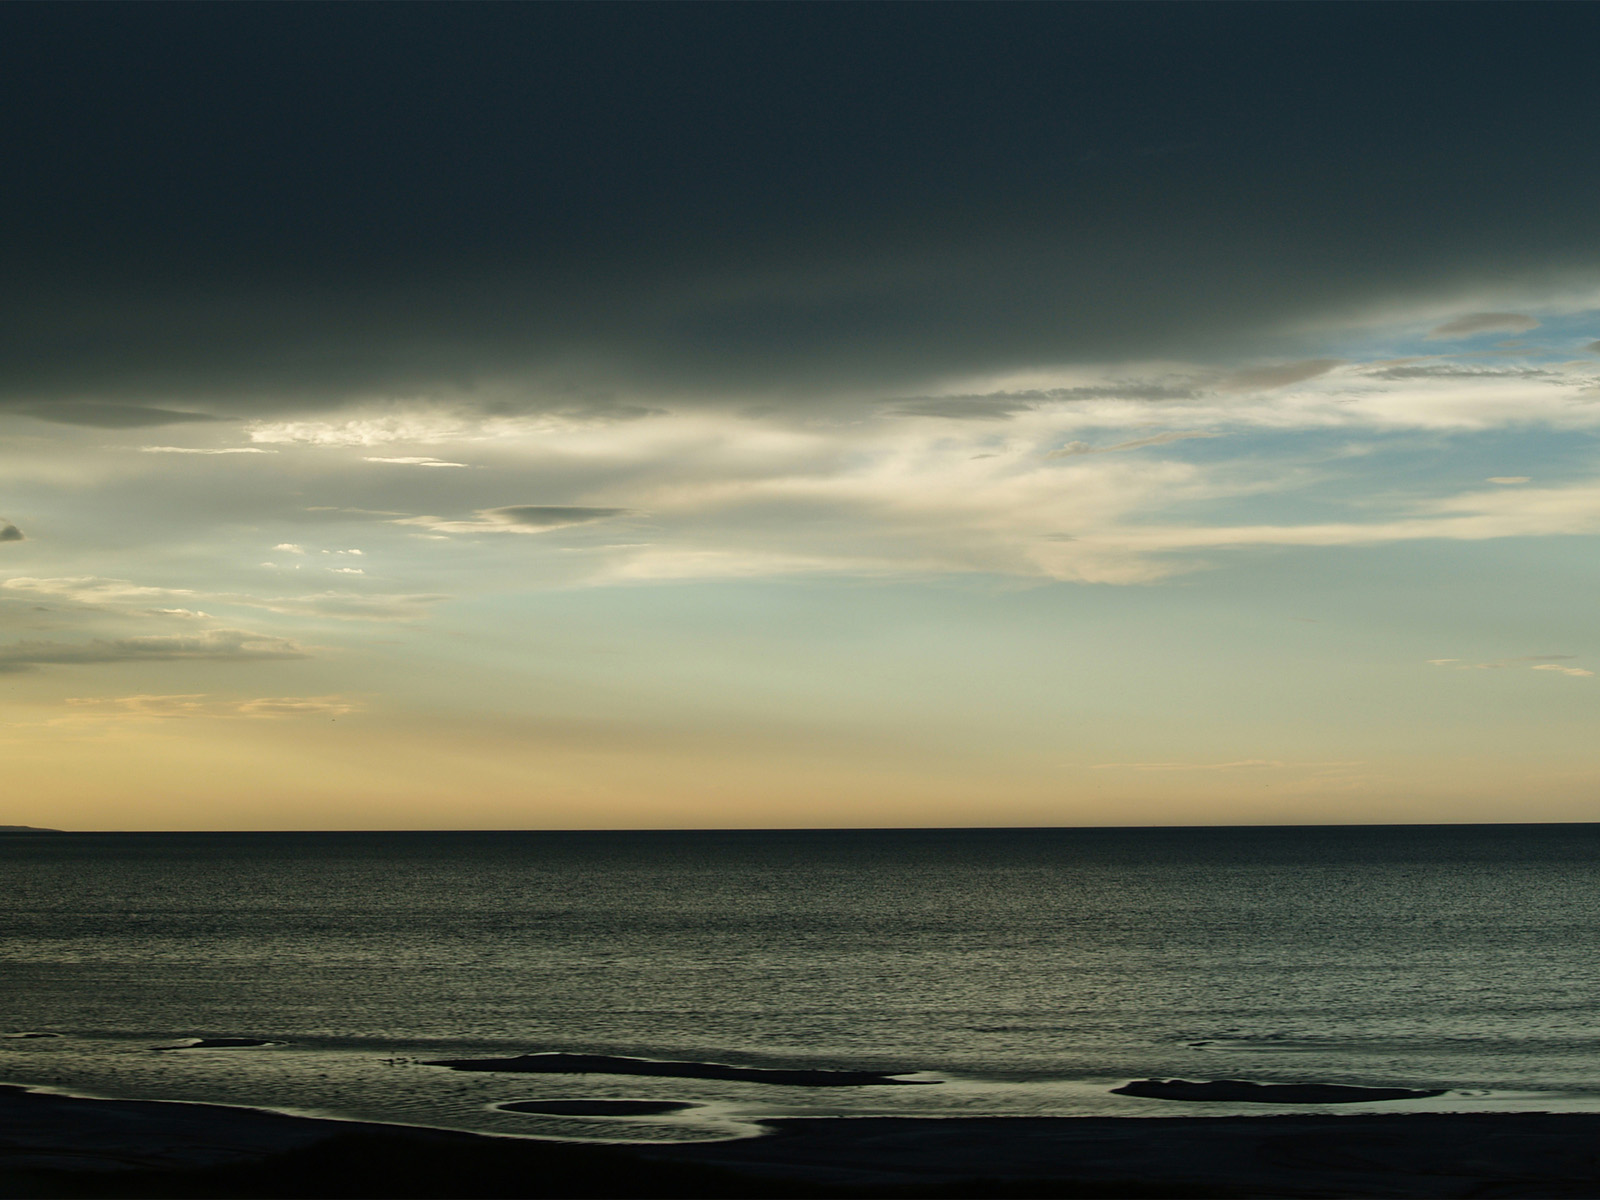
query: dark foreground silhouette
0 1129 1239 1199
1111 1078 1446 1104
422 1052 934 1087
8 1085 1600 1198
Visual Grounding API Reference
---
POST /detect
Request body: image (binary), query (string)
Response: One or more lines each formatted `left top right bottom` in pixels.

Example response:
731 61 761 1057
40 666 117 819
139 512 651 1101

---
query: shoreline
6 1082 1600 1197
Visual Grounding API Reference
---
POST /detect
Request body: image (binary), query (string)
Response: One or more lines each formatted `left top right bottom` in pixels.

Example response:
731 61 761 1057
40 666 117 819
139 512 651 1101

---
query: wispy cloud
1046 431 1220 458
234 696 359 717
1428 655 1590 676
19 405 220 428
252 591 447 622
1364 364 1550 381
2 577 199 605
396 505 635 535
140 446 276 455
0 629 307 672
2 575 442 624
1426 312 1540 339
250 415 474 446
886 382 1200 420
61 693 359 720
1091 759 1360 771
362 456 469 467
1217 359 1345 391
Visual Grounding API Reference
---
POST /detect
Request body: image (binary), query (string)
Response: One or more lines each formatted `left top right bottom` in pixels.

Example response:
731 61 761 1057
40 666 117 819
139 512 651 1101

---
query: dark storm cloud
0 524 23 542
2 5 1598 413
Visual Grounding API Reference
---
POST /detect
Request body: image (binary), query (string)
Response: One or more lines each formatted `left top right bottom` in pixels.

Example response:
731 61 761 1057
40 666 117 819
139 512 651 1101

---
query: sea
4 825 1600 1144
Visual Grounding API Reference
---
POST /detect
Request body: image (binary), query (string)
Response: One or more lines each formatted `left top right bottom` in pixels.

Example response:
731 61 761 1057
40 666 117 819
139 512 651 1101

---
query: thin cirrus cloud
1215 360 1346 392
140 446 276 455
0 576 445 624
250 591 447 622
395 506 636 535
1427 656 1592 676
1425 313 1541 340
885 361 1361 426
0 629 307 672
1 576 200 606
1364 365 1552 381
14 405 221 428
363 456 470 468
250 416 479 446
1090 760 1361 772
888 384 1205 420
61 694 359 720
1046 431 1220 458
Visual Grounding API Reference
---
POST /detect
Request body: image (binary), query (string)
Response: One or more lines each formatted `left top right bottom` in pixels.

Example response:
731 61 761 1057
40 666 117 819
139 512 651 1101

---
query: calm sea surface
3 826 1600 1141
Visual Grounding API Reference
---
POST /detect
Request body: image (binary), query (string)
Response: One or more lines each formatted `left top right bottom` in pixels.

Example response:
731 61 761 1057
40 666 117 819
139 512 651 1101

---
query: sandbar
1112 1078 1446 1103
422 1052 934 1087
155 1038 283 1050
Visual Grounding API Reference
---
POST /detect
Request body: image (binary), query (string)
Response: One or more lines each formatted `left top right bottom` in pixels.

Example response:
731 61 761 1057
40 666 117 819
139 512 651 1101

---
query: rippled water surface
4 826 1599 1139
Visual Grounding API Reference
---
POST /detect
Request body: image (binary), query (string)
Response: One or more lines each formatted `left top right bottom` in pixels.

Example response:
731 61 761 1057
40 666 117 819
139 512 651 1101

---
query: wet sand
493 1099 702 1117
7 1083 1600 1197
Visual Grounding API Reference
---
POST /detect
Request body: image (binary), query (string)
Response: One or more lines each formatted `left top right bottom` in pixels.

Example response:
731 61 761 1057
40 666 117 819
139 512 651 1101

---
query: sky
3 3 1600 830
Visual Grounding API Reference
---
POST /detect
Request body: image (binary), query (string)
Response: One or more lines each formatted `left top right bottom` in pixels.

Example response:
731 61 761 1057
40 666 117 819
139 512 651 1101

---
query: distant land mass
0 826 60 833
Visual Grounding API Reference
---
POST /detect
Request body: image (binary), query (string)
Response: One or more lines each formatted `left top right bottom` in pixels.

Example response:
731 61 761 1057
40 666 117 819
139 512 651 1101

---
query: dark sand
7 1083 1600 1197
1111 1078 1447 1104
422 1052 934 1087
646 1113 1600 1197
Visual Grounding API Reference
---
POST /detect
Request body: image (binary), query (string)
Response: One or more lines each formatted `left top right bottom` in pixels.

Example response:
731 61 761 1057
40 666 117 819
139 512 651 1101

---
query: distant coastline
0 826 60 833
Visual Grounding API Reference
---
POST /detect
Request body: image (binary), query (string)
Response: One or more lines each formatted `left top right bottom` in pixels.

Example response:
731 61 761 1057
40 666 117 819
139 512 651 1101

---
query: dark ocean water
3 825 1600 1141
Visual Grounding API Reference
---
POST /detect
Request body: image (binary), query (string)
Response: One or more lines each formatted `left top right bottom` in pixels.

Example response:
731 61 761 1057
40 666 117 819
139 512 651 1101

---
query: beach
6 1084 1600 1198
